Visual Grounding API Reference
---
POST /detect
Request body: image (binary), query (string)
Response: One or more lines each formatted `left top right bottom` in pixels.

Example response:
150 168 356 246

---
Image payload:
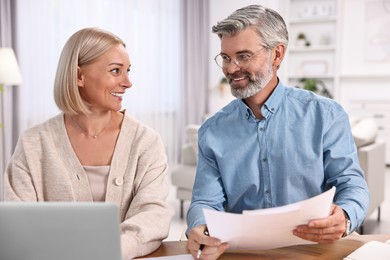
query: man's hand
187 224 229 259
293 204 348 243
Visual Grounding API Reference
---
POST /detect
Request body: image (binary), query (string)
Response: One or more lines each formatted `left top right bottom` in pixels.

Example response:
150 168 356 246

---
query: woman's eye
110 68 121 74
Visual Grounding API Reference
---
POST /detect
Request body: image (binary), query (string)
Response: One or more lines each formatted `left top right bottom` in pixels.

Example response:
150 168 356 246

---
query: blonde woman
4 27 173 259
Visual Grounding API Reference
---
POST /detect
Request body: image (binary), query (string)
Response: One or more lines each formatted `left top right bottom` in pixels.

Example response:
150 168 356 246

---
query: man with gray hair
186 5 369 259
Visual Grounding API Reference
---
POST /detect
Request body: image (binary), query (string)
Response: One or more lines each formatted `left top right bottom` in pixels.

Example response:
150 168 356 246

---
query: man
186 5 369 260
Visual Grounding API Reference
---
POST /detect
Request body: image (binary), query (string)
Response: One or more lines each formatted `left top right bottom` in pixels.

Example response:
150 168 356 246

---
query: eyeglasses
214 48 265 70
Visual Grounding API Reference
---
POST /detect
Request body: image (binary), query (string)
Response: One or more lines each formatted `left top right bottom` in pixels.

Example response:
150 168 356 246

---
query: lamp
0 48 23 86
0 47 22 176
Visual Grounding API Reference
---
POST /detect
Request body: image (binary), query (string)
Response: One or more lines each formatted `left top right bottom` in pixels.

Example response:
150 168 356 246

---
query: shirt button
271 107 275 111
259 127 264 131
114 177 124 186
262 158 267 162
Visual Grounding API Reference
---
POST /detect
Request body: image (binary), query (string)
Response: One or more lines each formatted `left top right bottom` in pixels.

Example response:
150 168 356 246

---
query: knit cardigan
4 112 174 259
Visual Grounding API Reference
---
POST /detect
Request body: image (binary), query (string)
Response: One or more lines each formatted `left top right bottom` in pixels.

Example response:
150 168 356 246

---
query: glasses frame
214 47 265 70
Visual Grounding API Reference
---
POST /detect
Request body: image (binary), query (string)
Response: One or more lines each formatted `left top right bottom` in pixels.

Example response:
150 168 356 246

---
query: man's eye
221 55 230 61
236 53 251 61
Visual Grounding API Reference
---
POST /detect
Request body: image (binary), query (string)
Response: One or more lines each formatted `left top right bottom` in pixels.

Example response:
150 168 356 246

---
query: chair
171 125 199 218
350 117 386 233
358 140 386 233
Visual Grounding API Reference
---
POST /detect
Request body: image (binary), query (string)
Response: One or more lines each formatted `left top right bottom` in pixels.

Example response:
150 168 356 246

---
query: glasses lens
214 48 264 69
214 55 224 68
214 54 249 69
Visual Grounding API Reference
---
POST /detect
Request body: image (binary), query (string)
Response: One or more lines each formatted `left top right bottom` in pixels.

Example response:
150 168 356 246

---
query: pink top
83 165 110 202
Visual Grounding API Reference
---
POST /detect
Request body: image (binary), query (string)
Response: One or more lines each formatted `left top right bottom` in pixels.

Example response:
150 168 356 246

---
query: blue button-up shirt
187 81 369 233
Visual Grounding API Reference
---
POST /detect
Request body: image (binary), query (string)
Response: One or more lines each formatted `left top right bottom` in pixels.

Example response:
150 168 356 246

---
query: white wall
339 0 390 76
207 1 286 115
338 0 390 106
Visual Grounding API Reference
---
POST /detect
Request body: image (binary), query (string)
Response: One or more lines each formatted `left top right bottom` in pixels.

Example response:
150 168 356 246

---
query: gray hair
54 27 125 115
212 5 288 50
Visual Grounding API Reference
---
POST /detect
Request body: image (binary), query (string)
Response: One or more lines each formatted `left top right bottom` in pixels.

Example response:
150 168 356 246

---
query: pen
196 227 209 259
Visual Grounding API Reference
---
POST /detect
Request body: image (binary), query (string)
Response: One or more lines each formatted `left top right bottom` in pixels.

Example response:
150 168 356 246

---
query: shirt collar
238 79 286 121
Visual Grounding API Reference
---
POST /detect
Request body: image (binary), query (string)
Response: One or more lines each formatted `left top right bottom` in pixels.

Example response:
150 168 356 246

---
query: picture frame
301 60 328 75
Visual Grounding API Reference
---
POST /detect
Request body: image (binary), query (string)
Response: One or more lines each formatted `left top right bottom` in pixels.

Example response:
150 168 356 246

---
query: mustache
226 72 252 83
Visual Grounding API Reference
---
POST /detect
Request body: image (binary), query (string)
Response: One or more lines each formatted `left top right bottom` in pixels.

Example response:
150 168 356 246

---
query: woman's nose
121 74 132 89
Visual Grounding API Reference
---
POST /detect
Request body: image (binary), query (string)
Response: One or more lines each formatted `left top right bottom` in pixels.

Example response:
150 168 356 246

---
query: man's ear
272 44 286 68
77 66 84 87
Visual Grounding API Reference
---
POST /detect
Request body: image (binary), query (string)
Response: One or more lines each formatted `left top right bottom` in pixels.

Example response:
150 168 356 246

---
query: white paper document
142 254 193 260
344 240 390 260
203 187 336 250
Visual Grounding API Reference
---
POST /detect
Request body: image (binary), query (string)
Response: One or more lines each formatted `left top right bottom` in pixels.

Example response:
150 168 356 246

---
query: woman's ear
272 44 286 69
77 66 84 87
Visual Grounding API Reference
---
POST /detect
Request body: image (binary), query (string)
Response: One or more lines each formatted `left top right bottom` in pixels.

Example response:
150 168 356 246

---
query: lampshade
0 48 22 85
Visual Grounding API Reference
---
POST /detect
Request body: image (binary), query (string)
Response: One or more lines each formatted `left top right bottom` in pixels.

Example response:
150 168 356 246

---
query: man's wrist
342 210 351 237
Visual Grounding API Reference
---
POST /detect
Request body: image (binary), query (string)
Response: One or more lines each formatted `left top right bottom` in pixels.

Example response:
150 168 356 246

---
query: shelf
287 0 339 99
290 17 337 24
288 75 335 79
349 100 390 105
340 74 390 79
289 46 336 52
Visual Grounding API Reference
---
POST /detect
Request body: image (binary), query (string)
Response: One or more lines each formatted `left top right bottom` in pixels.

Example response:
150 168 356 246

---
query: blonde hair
54 27 125 115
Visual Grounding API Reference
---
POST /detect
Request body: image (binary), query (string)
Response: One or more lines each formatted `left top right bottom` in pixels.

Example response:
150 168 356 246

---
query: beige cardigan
4 113 174 259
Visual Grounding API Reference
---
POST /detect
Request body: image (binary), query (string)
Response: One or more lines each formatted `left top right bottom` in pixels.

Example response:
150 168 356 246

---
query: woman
4 27 173 259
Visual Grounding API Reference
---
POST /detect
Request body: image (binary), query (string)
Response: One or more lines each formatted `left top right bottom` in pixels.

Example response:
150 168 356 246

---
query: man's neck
243 77 279 120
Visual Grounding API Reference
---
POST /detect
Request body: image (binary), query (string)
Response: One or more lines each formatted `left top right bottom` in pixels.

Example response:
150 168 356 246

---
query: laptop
0 202 123 260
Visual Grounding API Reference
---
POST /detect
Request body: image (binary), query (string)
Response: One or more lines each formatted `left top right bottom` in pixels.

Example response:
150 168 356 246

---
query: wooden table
139 234 390 259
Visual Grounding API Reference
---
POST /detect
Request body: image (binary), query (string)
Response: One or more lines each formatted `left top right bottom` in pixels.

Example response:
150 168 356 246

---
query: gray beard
230 59 274 99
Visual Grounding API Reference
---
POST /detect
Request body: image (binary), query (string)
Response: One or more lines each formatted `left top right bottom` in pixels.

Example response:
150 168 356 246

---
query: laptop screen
0 202 123 260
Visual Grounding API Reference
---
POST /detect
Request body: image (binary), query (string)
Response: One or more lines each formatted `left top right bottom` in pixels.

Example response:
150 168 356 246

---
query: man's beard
229 57 273 99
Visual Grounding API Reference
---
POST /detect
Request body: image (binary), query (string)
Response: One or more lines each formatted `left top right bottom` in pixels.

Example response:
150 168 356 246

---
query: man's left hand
293 204 347 243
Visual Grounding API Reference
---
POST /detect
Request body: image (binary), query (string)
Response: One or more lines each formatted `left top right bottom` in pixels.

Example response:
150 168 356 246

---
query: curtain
180 0 209 131
0 0 17 200
13 0 183 163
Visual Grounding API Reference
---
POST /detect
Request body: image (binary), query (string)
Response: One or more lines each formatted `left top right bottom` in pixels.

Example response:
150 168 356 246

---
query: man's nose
225 59 241 74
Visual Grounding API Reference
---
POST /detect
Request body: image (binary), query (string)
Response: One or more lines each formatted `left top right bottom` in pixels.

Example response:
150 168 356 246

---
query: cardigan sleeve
4 132 40 201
